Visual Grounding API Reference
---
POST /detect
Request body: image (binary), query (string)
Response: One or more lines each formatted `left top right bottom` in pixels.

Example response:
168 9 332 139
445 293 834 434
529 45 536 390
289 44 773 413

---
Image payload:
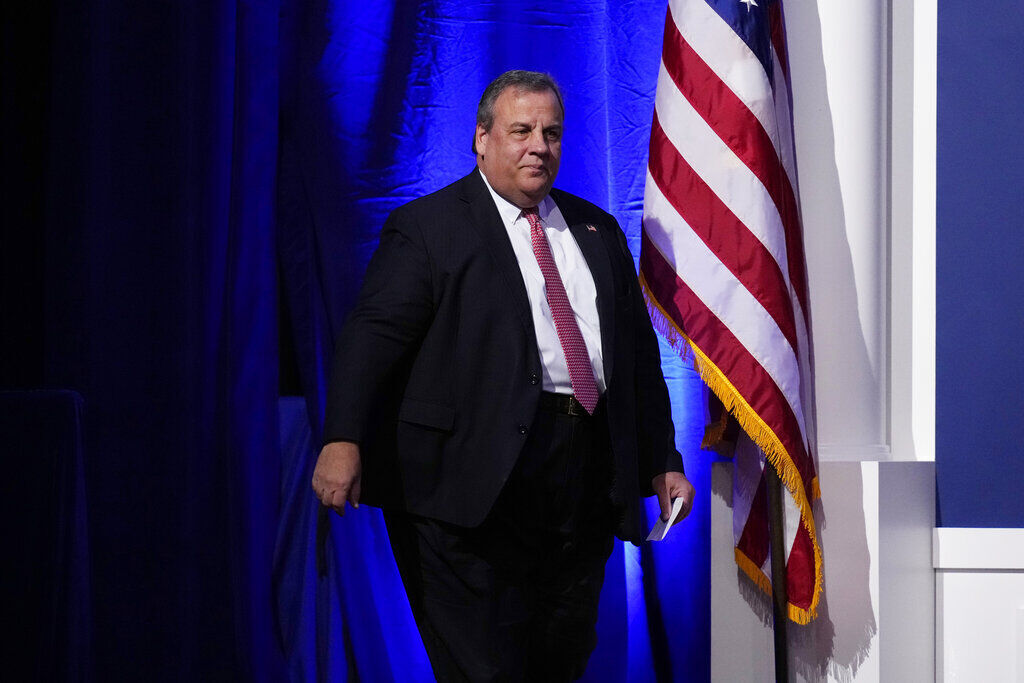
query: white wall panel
934 529 1024 683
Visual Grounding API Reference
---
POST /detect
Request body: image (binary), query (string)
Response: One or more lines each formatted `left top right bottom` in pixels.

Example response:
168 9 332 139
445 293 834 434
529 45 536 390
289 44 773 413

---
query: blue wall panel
936 1 1024 527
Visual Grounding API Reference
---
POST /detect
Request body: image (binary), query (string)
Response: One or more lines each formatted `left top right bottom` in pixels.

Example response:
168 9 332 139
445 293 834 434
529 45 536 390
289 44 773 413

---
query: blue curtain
38 0 709 678
276 1 711 681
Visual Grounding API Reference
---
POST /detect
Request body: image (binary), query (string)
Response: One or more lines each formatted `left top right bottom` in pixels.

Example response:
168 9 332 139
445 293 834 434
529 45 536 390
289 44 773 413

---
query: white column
787 0 890 460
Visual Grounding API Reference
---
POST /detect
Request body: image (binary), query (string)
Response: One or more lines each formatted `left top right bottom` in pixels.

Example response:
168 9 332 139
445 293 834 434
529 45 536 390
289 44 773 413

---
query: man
312 70 694 681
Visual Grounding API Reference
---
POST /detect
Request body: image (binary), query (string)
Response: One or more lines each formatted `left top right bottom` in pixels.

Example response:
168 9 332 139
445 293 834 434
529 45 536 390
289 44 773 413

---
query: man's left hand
652 472 695 526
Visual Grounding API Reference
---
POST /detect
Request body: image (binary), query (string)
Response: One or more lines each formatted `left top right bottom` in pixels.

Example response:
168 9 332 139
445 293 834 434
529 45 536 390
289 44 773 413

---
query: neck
477 166 547 209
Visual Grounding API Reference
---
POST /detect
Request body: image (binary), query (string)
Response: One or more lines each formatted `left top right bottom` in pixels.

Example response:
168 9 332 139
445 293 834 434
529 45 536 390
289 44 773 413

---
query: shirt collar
478 168 556 226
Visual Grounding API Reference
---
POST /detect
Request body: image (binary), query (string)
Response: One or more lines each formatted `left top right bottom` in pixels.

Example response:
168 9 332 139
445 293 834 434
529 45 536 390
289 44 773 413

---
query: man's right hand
311 441 362 515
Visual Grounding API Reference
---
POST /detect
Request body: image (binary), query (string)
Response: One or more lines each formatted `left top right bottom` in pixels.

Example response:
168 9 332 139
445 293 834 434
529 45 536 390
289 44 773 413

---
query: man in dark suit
312 70 694 681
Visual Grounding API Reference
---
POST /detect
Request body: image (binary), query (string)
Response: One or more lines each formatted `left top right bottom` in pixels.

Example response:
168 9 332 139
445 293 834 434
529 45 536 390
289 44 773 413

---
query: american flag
640 0 822 623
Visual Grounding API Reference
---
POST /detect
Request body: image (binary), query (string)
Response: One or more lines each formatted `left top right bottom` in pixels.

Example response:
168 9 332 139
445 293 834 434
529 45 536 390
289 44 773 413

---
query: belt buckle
567 396 586 417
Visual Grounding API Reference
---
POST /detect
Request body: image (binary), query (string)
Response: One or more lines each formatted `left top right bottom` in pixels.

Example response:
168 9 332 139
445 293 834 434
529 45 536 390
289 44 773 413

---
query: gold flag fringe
640 271 823 624
701 411 729 451
735 547 773 595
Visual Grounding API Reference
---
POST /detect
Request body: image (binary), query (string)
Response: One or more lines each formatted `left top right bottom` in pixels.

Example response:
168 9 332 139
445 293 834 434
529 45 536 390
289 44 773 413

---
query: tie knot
522 207 541 228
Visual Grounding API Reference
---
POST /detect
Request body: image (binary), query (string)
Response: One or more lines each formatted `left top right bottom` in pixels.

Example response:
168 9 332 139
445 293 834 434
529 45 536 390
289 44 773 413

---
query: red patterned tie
523 207 600 414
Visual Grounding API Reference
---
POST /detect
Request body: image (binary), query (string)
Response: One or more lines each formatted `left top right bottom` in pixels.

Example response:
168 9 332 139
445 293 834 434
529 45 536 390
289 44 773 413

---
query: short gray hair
472 70 564 154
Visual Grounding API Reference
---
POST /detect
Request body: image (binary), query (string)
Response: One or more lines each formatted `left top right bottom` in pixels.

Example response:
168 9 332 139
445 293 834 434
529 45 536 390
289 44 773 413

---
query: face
475 87 563 208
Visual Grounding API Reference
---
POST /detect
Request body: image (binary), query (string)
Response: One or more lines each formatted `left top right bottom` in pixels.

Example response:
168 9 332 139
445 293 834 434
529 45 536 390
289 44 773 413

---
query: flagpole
766 465 790 682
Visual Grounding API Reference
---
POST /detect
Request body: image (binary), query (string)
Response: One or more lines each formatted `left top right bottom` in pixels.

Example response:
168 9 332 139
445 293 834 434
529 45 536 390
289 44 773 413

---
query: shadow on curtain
44 0 285 679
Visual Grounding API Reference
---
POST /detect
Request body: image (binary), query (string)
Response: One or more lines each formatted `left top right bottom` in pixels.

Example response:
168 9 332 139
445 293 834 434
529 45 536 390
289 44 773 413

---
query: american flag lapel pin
586 223 597 232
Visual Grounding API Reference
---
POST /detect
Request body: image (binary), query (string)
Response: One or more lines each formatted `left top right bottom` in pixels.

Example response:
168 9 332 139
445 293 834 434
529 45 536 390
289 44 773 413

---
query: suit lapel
565 218 616 388
458 171 536 344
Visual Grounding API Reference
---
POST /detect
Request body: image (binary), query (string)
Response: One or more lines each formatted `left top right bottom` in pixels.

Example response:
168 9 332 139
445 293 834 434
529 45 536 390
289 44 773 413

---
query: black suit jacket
323 169 682 543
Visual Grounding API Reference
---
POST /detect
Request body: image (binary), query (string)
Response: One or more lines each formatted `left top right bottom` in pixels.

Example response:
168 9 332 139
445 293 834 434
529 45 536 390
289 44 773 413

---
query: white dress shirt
479 169 606 395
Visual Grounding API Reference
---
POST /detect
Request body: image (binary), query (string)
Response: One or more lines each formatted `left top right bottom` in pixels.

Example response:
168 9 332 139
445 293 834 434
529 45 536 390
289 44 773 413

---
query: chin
516 187 548 205
519 178 553 198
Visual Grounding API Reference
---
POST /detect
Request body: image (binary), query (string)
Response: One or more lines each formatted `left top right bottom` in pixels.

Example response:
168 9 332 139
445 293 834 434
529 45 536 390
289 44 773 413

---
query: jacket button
518 424 529 435
529 373 539 385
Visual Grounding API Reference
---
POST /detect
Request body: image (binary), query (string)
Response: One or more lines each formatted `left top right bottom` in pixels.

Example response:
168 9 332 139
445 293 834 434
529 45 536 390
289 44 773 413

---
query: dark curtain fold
0 391 91 681
43 1 286 679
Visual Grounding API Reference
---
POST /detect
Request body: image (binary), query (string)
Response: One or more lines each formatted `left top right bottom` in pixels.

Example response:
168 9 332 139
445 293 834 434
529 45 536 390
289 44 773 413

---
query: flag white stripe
732 434 765 542
761 474 805 577
793 310 813 451
769 47 800 201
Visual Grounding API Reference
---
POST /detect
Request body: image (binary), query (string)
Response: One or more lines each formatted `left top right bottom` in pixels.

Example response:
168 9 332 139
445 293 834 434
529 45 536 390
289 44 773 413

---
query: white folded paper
646 497 686 542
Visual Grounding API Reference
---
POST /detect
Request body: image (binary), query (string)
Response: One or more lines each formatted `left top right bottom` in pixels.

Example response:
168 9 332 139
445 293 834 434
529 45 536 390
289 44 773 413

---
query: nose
527 128 549 156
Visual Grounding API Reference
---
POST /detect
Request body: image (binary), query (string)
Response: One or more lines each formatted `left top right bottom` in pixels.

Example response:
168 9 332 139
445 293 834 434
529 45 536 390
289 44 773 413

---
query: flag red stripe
736 469 770 566
640 233 815 488
786 516 815 610
660 10 809 320
648 117 799 354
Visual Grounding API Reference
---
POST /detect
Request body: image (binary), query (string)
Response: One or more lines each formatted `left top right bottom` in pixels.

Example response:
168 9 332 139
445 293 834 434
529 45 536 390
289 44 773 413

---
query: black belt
539 391 594 417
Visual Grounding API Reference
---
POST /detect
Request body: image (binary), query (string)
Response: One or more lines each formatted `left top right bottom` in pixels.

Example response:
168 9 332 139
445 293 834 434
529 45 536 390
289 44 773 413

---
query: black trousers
385 397 617 682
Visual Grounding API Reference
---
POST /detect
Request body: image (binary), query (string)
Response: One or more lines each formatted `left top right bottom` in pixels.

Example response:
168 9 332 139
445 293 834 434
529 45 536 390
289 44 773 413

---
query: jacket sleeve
611 219 684 489
322 206 435 445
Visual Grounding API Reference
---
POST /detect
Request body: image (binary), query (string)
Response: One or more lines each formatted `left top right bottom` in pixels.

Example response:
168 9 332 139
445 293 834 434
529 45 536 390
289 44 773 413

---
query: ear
475 124 488 157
